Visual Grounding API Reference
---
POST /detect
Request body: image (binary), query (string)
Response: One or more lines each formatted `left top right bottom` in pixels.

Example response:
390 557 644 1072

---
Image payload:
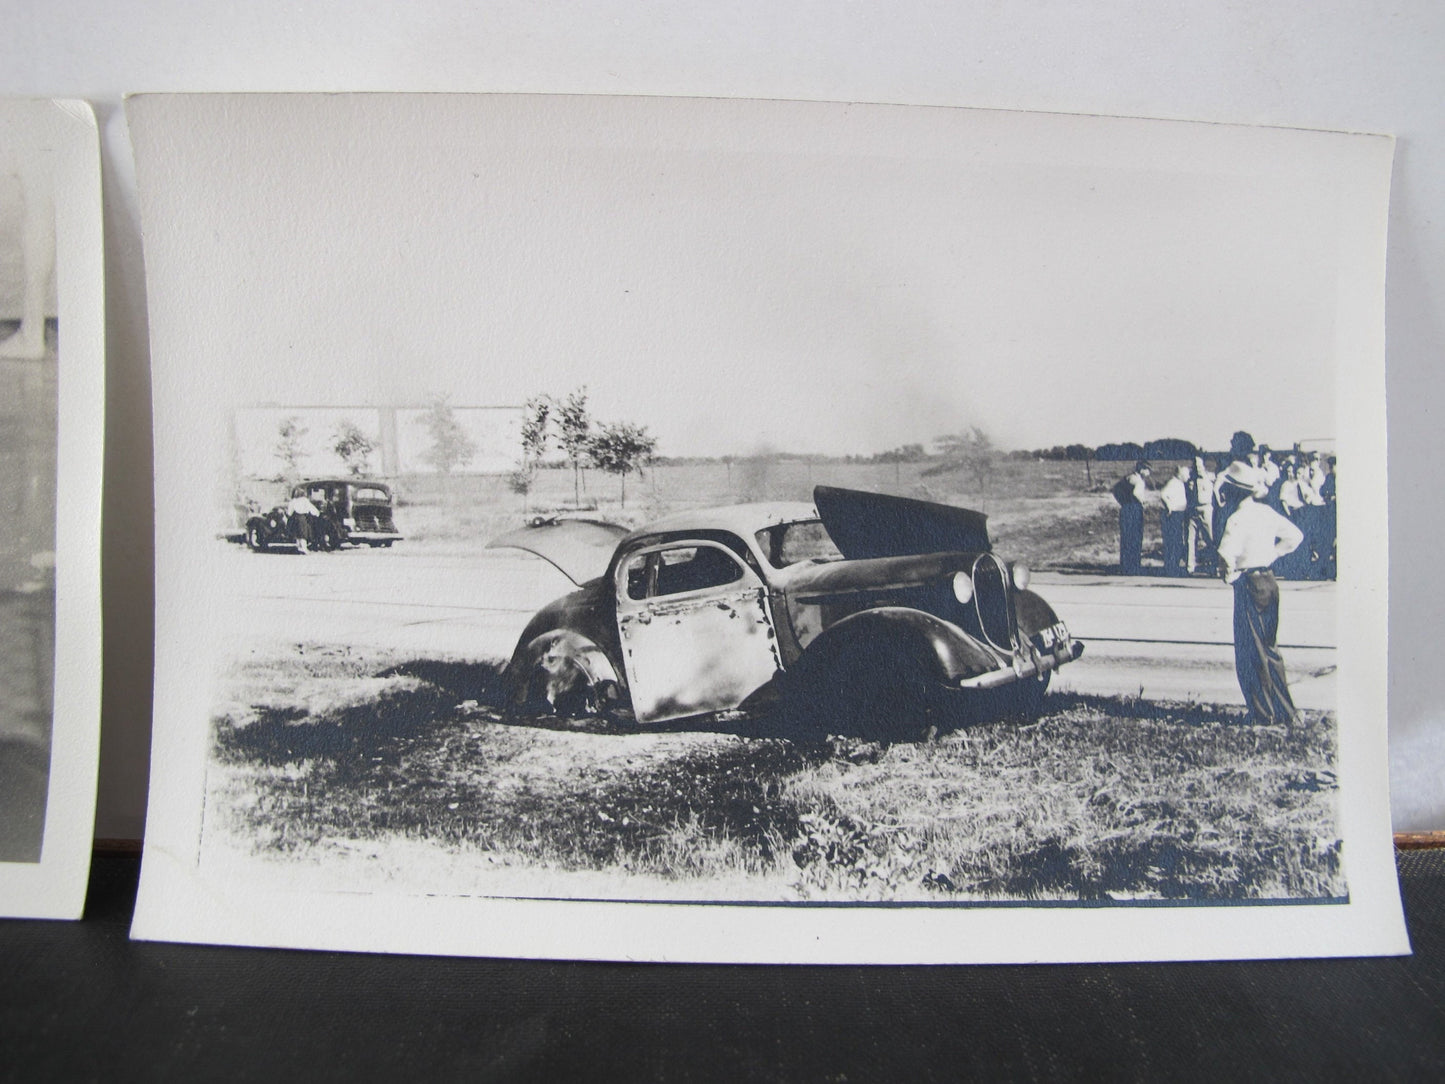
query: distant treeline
649 437 1210 468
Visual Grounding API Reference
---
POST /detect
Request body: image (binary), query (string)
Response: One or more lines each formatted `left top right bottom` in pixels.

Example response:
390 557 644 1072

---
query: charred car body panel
491 486 1082 734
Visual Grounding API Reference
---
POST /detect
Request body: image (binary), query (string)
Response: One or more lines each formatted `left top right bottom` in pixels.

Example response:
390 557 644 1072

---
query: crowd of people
1113 431 1338 728
1113 435 1336 581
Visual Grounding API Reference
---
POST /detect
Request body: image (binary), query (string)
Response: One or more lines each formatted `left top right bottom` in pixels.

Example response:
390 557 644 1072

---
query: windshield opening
756 520 843 568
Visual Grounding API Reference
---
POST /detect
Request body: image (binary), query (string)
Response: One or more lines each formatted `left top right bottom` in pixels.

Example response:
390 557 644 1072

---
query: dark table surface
2 850 1443 1082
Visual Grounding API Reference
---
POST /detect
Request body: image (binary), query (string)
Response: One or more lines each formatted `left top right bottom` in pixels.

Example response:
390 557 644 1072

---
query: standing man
1113 459 1151 575
1214 463 1305 726
1159 463 1190 577
1187 454 1216 574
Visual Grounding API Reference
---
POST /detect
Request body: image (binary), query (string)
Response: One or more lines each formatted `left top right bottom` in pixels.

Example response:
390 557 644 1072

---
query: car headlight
1011 562 1031 591
952 571 974 604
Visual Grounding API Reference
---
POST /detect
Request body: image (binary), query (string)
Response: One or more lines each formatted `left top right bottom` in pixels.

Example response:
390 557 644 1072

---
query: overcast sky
131 95 1387 459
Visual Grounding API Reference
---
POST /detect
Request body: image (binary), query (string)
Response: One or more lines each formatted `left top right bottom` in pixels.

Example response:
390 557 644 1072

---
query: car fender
245 513 283 543
794 606 1002 686
503 628 624 713
1012 588 1061 639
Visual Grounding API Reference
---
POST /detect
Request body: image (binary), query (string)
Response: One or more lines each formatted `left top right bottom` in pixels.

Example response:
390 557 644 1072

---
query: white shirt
286 496 320 516
1191 469 1215 509
1215 499 1304 583
1279 478 1303 512
1159 476 1188 513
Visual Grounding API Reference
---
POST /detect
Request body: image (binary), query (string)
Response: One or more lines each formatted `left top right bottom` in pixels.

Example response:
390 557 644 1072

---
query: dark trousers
1162 509 1187 576
1188 507 1215 574
1119 503 1143 575
1233 569 1299 726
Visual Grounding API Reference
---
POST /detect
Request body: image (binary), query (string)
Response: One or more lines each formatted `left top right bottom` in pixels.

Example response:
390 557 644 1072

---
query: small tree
926 426 996 498
510 395 552 511
507 464 535 502
417 394 476 482
519 395 551 468
554 386 592 505
332 418 376 476
274 415 308 482
588 421 657 507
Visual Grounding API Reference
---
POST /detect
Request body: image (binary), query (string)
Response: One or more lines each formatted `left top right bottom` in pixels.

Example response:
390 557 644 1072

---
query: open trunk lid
487 518 629 585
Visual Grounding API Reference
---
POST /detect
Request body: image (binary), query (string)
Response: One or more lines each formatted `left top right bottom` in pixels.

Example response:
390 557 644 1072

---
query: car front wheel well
507 630 625 719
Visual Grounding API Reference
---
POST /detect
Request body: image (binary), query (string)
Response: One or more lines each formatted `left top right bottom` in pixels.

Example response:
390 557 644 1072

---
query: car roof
297 478 391 489
623 501 819 545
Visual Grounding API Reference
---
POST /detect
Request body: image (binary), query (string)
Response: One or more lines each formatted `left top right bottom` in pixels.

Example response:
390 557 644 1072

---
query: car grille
354 508 396 532
972 553 1014 650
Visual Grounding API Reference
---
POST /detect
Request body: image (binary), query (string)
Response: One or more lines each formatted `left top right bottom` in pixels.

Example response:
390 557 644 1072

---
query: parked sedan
489 486 1082 739
244 479 403 552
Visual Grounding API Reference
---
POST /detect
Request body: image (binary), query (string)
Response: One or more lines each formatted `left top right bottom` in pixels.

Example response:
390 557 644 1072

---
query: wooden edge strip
1393 831 1445 851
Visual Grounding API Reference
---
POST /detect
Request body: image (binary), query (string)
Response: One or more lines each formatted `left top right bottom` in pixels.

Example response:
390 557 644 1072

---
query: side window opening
655 545 745 596
624 552 653 601
624 544 748 600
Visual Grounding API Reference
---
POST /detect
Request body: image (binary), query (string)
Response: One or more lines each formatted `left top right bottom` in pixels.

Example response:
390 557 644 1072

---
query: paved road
220 546 1337 712
1036 572 1335 710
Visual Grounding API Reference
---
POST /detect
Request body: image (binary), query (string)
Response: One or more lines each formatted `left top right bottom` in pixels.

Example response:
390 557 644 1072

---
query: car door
615 540 781 724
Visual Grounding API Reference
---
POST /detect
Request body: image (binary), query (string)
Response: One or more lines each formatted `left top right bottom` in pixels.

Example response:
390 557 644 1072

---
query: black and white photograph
129 93 1404 962
0 98 104 920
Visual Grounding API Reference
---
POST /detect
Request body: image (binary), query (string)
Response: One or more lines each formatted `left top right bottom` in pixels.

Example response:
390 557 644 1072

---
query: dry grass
208 647 1343 903
244 455 1157 571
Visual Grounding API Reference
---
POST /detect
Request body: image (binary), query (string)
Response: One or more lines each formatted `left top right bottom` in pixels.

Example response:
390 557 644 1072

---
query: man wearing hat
1214 462 1305 725
1112 460 1151 575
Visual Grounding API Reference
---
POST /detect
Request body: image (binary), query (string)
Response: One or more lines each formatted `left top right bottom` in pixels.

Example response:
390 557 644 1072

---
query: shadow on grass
216 651 1293 773
216 659 509 767
211 653 1342 897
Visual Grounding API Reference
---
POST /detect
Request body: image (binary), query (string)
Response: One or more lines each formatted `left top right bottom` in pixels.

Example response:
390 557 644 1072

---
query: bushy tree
507 466 535 501
417 394 476 477
331 418 376 476
925 426 996 496
274 415 308 482
588 421 657 507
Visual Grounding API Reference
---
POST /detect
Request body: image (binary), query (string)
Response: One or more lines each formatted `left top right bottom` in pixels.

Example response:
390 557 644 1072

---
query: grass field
207 644 1344 903
240 455 1150 571
392 458 1138 574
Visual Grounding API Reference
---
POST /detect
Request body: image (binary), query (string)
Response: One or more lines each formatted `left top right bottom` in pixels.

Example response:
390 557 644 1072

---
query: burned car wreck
488 487 1083 739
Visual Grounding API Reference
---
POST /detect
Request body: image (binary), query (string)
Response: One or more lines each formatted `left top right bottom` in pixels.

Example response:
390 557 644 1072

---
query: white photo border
129 93 1406 963
0 99 105 921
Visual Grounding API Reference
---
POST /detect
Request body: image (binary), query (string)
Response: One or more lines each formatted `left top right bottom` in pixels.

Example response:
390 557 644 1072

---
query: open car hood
487 519 629 585
813 485 990 559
